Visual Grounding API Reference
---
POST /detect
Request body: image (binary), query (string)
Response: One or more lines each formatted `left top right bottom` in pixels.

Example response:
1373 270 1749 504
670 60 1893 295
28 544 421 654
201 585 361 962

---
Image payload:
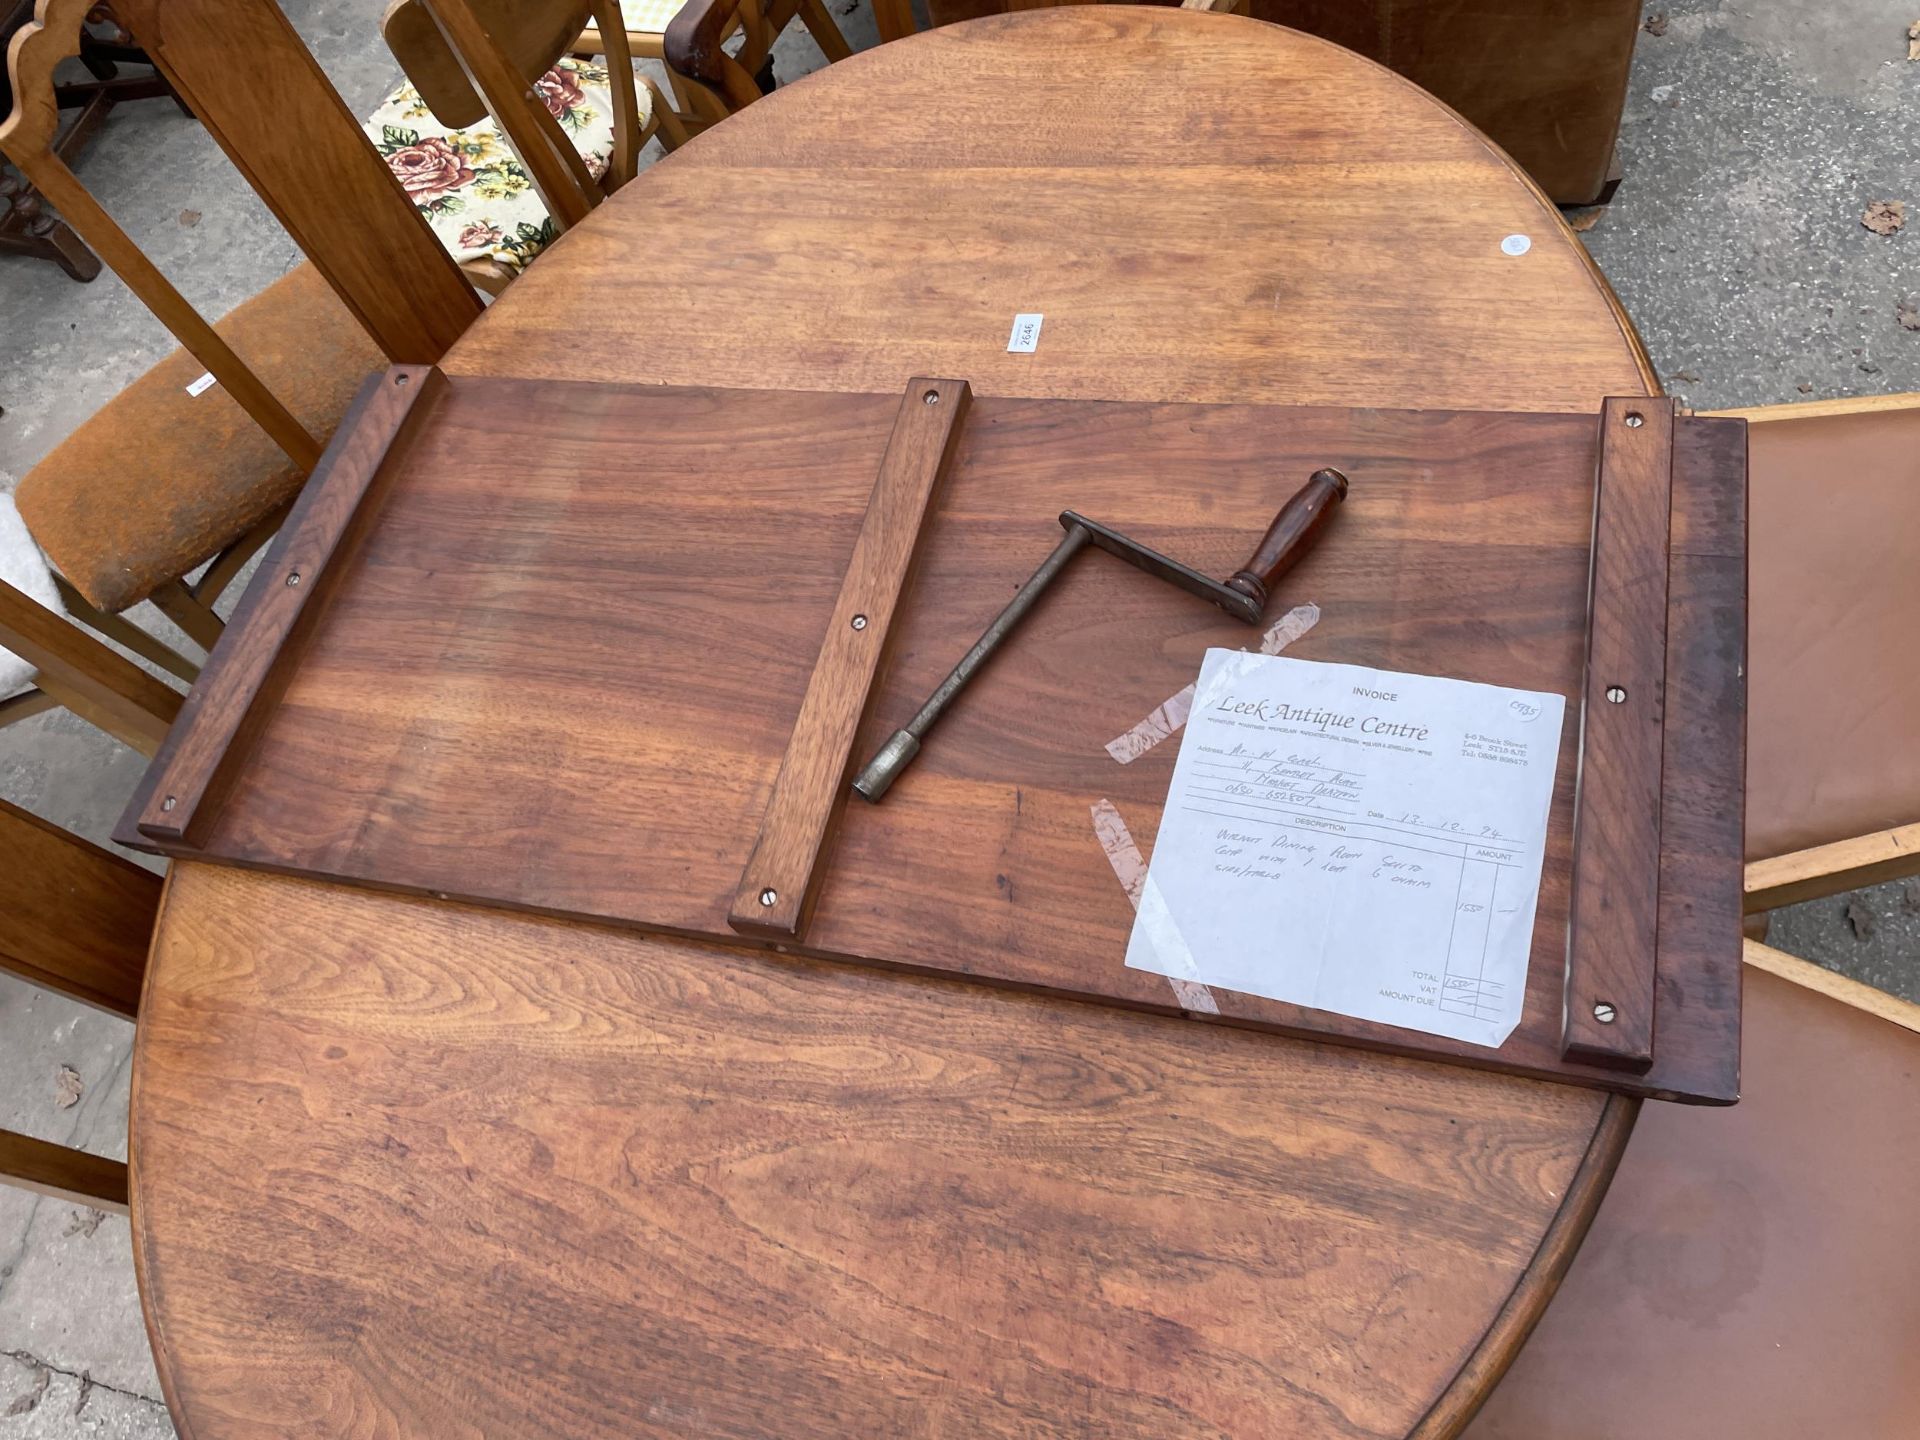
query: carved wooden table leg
0 168 104 281
0 0 193 280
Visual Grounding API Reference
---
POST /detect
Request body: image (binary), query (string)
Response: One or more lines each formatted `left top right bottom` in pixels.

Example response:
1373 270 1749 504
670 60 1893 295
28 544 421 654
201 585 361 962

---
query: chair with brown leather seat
1460 942 1920 1440
1460 391 1920 1438
0 0 479 699
1717 394 1920 923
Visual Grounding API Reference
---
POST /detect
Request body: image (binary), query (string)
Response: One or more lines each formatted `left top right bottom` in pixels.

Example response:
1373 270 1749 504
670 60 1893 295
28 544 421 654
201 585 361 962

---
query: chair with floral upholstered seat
383 0 849 202
368 0 686 294
373 0 711 294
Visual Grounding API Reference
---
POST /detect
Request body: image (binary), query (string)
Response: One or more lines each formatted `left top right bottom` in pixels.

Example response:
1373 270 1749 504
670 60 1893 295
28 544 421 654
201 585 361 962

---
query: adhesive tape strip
1104 602 1320 764
1090 798 1219 1015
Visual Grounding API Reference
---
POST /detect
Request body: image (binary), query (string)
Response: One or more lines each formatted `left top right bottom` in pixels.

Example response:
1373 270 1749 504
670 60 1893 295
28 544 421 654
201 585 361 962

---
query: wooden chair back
382 0 647 224
662 0 763 112
0 798 162 1215
2 0 480 413
384 0 594 128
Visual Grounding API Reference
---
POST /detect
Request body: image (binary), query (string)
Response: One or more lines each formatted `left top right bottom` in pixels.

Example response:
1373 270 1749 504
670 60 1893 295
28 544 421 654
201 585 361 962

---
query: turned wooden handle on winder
1223 467 1349 613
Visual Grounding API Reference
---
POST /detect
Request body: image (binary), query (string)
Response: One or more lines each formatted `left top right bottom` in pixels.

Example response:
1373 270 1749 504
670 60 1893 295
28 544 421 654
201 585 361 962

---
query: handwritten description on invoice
1125 651 1565 1048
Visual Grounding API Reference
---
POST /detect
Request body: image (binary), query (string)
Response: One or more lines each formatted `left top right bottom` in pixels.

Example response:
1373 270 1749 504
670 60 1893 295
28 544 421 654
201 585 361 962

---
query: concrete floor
1 0 1915 1433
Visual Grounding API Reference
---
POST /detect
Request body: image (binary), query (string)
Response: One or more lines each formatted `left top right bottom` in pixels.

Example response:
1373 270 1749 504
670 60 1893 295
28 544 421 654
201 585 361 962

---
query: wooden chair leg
190 499 292 609
0 1129 130 1213
644 76 690 150
1744 822 1920 914
148 577 226 652
730 0 777 71
1 577 182 755
869 0 915 43
1744 938 1920 1036
0 687 61 730
0 171 105 281
793 0 853 62
666 68 727 128
53 574 200 684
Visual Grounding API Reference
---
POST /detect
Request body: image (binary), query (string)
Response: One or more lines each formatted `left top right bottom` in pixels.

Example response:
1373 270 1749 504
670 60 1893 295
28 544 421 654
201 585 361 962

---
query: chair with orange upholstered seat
0 0 479 719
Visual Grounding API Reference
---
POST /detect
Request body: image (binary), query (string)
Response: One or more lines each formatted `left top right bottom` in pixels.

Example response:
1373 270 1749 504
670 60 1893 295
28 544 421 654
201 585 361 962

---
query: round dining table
130 9 1656 1437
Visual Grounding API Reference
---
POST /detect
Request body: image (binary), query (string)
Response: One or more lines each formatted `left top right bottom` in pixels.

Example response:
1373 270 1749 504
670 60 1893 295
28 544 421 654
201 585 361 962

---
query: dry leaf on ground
53 1064 83 1109
1797 382 1814 392
178 209 201 227
1645 12 1668 35
1862 199 1906 236
1844 897 1876 940
4 1363 50 1418
63 1207 108 1239
1899 299 1920 330
1909 21 1919 62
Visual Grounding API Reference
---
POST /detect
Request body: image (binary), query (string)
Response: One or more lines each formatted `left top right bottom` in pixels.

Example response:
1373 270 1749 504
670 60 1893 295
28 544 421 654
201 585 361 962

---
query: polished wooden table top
131 11 1654 1437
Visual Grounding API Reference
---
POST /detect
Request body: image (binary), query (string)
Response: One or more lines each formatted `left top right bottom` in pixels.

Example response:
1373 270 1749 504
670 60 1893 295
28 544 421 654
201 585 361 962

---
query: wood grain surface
730 377 971 938
924 0 1643 206
131 13 1665 1439
1561 399 1672 1070
130 367 443 849
447 9 1650 413
0 796 159 1017
134 864 1621 1439
121 379 1740 1102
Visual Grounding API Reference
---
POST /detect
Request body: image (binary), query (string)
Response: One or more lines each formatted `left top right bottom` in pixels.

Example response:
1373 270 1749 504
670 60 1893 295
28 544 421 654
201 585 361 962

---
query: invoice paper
1125 651 1566 1048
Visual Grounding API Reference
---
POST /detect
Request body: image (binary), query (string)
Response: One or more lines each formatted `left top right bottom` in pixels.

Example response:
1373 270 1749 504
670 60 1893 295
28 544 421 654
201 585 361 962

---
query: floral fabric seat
364 58 645 281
